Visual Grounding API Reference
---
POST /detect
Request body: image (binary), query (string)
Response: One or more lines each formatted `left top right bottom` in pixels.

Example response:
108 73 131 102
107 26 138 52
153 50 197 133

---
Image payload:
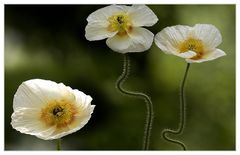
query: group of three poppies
10 5 226 149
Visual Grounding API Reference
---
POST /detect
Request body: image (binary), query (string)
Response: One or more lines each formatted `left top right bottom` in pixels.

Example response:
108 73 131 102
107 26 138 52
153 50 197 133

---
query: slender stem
116 53 154 150
57 138 61 150
162 63 190 150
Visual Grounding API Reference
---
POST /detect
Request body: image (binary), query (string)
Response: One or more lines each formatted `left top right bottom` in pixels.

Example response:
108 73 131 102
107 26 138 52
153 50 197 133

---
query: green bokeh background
4 5 235 150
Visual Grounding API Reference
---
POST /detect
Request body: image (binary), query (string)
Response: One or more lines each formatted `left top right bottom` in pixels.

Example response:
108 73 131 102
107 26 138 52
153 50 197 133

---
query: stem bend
116 54 154 150
162 63 190 150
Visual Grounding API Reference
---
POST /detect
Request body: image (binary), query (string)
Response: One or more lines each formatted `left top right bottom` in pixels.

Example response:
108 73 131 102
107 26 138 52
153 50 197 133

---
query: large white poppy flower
11 79 95 140
154 24 226 63
85 5 158 53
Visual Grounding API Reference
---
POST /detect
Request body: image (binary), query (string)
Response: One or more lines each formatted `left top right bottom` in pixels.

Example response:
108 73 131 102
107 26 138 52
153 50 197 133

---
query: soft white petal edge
13 79 64 110
73 89 93 110
11 108 56 140
186 49 226 63
106 27 154 53
192 24 222 49
174 51 197 59
85 21 117 41
154 25 191 55
129 5 158 27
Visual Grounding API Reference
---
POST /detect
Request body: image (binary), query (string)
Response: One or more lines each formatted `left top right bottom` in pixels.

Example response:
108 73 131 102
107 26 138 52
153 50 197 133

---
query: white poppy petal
186 49 226 63
85 21 117 41
154 25 191 55
11 79 95 140
175 51 197 59
87 5 129 23
35 127 56 140
73 89 93 110
13 79 64 110
11 108 55 139
128 27 154 51
128 5 158 27
192 24 222 49
106 27 154 53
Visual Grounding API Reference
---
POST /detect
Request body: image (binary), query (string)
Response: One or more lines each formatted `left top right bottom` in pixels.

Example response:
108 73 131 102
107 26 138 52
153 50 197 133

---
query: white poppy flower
11 79 95 140
85 5 158 53
154 24 226 63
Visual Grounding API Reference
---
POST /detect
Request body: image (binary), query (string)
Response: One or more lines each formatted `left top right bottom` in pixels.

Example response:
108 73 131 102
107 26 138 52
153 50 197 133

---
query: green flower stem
116 53 154 150
57 138 61 150
162 63 190 150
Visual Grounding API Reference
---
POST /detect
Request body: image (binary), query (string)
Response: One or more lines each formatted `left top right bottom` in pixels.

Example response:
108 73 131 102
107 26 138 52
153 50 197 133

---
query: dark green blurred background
4 5 235 150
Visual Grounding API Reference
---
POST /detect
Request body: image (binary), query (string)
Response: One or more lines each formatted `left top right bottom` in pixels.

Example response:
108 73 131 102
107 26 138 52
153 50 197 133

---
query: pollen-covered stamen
117 16 124 24
52 106 64 117
107 13 133 37
40 99 78 129
178 38 205 60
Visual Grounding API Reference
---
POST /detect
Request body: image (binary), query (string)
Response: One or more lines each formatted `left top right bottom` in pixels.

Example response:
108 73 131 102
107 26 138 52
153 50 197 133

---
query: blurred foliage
5 5 235 150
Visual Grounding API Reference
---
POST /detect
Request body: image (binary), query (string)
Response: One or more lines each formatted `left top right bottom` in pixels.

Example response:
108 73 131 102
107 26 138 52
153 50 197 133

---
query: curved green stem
162 63 190 150
116 53 154 150
57 138 61 150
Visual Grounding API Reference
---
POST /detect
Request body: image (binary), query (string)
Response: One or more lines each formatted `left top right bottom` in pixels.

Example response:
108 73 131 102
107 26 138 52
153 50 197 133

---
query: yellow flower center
178 38 205 60
107 13 133 37
40 99 78 129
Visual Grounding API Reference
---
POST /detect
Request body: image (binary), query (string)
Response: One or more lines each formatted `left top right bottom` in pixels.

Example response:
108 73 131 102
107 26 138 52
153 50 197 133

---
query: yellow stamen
178 38 205 60
40 98 78 129
107 13 133 37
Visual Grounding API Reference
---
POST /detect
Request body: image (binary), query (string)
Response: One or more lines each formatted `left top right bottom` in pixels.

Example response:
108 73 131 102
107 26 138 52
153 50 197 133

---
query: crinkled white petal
154 25 191 55
174 51 197 59
73 89 93 110
128 5 158 27
192 24 222 49
127 27 154 51
13 79 67 110
186 49 226 63
106 27 154 53
85 21 117 41
11 107 56 140
86 5 129 23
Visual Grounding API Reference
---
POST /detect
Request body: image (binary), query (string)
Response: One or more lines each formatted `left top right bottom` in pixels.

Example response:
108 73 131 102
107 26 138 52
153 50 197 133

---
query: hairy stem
162 63 190 150
116 53 154 150
57 138 61 150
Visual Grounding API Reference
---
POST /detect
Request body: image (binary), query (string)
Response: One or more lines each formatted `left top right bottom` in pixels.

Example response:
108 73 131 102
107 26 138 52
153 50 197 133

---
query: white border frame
0 0 238 154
